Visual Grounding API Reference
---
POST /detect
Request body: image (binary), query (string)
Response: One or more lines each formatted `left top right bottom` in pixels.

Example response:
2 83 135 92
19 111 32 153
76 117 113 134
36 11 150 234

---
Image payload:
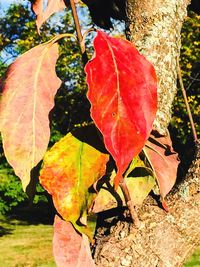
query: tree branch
69 0 88 65
120 180 140 228
94 142 200 266
177 58 198 142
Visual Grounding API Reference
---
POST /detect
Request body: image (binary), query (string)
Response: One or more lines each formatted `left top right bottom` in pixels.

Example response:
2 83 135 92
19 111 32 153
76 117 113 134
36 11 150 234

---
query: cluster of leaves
0 3 91 213
0 1 182 265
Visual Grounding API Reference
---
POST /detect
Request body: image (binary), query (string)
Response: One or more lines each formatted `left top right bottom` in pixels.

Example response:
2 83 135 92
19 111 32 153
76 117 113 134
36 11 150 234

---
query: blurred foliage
0 4 199 214
0 167 28 214
171 12 200 152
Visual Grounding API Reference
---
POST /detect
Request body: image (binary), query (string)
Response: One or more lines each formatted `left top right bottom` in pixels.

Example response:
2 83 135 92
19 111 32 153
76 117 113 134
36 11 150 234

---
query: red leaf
53 215 96 267
85 30 157 189
31 0 66 32
144 132 180 198
0 42 61 190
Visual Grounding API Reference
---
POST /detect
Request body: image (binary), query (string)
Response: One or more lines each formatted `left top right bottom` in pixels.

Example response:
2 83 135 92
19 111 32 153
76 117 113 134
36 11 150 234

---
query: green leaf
125 176 156 205
39 132 109 239
124 155 153 178
92 168 156 213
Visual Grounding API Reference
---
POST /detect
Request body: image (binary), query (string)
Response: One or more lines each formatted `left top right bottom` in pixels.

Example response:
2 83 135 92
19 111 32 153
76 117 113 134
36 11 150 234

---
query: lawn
0 214 56 267
0 213 199 267
184 246 200 267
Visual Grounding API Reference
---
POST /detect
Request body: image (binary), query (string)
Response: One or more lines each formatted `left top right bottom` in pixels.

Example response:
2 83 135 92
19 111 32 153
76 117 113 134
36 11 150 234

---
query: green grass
0 215 56 267
0 214 199 267
184 247 200 267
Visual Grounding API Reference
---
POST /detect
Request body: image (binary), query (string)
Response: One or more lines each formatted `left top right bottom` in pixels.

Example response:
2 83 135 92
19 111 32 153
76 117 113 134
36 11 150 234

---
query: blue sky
0 0 26 11
1 0 25 4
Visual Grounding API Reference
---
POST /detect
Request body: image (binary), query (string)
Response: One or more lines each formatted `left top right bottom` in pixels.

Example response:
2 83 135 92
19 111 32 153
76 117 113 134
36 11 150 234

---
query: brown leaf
144 132 180 198
53 215 96 267
0 42 61 190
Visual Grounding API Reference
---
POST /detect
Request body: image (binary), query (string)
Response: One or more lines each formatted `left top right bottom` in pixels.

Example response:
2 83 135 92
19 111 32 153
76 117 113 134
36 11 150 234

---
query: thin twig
120 180 140 228
177 58 198 142
186 71 200 92
82 28 96 48
69 0 88 65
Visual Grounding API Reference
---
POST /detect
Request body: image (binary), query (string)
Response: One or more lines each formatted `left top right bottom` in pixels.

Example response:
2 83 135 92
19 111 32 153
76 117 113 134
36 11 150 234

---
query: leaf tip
114 171 123 191
22 176 30 192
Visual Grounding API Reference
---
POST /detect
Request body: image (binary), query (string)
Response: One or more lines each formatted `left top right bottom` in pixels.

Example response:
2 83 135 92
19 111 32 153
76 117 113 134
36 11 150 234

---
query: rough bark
94 142 200 267
126 0 190 134
93 1 200 266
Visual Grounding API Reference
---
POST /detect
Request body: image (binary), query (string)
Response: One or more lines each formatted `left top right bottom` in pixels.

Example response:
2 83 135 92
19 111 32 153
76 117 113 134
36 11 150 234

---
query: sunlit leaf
85 30 157 189
31 0 80 32
92 169 155 213
144 132 180 198
53 215 96 267
31 0 66 32
39 132 109 239
93 156 155 213
0 42 61 191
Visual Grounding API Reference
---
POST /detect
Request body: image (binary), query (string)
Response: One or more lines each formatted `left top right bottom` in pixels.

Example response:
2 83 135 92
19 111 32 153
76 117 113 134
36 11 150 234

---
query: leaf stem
120 180 140 228
177 58 198 142
69 0 88 65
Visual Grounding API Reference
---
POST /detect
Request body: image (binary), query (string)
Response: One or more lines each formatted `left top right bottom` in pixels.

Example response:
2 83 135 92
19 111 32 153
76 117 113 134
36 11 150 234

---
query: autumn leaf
144 132 180 198
85 30 157 189
31 0 66 32
53 215 96 267
39 132 109 239
31 0 80 32
93 175 155 213
0 42 61 191
92 157 156 213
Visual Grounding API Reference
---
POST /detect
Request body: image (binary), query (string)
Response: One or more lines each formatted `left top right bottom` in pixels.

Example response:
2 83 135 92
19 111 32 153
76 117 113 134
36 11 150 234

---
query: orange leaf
0 42 61 190
39 132 109 238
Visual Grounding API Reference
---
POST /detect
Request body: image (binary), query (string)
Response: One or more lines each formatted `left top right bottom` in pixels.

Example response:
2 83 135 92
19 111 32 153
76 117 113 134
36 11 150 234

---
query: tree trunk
126 0 189 135
94 1 200 266
94 142 199 266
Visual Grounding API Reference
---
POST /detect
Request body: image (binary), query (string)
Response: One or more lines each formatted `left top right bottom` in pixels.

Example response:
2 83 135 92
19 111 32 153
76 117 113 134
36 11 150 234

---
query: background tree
171 11 200 159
